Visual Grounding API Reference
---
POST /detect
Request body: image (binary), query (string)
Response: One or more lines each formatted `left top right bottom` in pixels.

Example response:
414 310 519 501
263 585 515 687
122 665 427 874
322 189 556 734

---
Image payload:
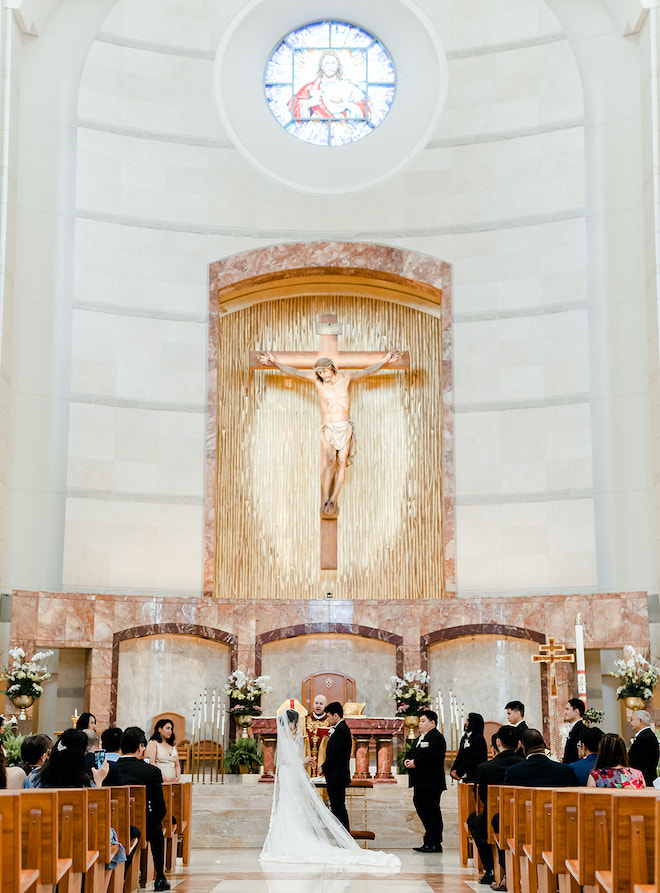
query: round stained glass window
264 21 396 147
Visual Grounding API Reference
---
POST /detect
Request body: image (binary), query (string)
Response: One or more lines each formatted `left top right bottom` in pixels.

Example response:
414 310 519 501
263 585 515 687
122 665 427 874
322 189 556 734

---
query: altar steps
191 776 460 850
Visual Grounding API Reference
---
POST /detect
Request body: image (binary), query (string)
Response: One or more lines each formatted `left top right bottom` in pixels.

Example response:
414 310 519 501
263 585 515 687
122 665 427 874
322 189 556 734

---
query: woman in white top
145 718 181 781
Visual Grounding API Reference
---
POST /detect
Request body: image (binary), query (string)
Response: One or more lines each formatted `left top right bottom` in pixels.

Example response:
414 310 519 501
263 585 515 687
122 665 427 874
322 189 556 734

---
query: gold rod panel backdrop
214 295 446 600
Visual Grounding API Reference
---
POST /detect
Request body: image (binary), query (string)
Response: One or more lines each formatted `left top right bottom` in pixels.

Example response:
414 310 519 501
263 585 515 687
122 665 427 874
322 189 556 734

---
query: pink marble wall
11 589 649 737
205 243 454 598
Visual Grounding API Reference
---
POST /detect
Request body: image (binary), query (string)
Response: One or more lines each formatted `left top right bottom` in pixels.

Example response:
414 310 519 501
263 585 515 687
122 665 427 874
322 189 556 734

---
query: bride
260 709 401 870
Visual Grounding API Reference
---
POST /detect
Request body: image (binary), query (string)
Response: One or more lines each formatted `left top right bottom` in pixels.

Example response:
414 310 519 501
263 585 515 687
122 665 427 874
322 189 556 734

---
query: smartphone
94 750 106 769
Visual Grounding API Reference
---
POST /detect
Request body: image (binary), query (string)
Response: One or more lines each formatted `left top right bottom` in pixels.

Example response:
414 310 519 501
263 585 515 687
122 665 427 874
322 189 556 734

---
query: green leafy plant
3 729 24 766
583 707 604 726
224 737 263 773
396 741 413 774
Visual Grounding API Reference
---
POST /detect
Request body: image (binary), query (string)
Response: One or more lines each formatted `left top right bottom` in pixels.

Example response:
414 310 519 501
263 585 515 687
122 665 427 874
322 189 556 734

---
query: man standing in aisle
404 709 447 853
321 702 352 831
628 710 660 786
562 698 586 764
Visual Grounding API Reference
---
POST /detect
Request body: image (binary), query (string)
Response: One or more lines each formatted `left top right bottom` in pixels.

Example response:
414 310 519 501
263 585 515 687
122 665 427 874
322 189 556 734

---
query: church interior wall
260 634 396 718
428 635 544 730
115 634 230 737
0 0 656 617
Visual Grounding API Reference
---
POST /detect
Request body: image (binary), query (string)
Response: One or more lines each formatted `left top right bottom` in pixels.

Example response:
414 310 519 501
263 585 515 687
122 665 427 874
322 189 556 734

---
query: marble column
352 734 372 780
259 733 277 783
374 735 396 783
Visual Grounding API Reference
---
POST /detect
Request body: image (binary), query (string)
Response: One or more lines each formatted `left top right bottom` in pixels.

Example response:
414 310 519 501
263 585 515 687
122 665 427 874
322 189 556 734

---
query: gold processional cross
250 313 409 570
532 637 574 699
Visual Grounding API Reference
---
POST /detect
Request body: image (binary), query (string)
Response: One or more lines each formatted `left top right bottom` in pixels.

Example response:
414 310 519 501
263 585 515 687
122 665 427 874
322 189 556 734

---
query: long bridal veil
259 710 400 870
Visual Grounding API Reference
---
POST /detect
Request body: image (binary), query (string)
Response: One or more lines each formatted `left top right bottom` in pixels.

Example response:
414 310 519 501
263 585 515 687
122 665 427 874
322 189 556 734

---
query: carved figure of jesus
257 349 403 517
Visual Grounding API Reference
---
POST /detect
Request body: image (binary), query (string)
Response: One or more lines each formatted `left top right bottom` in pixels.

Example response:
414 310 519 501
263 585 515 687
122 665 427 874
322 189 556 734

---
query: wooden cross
250 313 409 570
532 637 574 699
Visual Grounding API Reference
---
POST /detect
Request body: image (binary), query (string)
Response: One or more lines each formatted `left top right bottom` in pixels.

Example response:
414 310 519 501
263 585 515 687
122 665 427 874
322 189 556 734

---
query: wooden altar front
252 717 403 784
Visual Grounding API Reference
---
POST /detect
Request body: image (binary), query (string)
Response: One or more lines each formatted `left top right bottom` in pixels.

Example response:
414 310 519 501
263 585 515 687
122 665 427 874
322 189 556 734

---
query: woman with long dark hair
587 733 645 788
450 712 488 783
145 718 181 782
75 712 96 731
26 728 107 788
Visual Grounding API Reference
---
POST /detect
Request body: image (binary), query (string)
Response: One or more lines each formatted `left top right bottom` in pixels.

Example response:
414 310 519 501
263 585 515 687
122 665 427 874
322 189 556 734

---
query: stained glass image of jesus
290 51 369 121
264 21 395 147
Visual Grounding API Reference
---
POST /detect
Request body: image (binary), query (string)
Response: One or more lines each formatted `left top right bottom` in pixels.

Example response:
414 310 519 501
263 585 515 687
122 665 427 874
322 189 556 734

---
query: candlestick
575 614 587 705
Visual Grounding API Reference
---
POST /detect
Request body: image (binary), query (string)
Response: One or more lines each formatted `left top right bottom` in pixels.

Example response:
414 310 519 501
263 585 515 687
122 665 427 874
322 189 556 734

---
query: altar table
251 717 403 784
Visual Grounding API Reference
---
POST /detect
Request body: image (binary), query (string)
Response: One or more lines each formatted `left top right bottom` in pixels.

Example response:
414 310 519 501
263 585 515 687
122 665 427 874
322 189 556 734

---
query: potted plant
385 670 432 739
223 671 272 737
1 647 54 719
224 737 263 774
610 646 659 710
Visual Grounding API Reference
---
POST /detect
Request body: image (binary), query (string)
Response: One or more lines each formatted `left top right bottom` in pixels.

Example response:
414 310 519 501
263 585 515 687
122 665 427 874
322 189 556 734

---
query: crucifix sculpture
532 637 574 699
250 314 409 570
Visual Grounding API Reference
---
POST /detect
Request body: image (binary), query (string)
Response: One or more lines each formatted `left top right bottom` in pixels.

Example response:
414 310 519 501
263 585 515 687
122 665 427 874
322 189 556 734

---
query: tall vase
235 714 253 738
10 694 34 720
624 696 647 711
403 715 419 740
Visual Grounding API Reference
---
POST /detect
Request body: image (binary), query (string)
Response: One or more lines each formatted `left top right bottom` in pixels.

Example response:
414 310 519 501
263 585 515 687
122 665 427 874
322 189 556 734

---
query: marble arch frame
254 622 404 677
110 623 238 724
206 242 454 598
420 623 551 741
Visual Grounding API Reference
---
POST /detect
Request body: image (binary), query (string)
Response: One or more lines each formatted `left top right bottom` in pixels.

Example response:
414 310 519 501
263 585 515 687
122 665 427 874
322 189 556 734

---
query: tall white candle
575 614 587 704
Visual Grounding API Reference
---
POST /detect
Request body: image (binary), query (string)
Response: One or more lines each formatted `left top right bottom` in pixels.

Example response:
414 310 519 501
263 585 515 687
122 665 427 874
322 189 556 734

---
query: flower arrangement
385 670 432 716
1 647 54 699
610 646 658 701
583 707 604 726
223 670 271 716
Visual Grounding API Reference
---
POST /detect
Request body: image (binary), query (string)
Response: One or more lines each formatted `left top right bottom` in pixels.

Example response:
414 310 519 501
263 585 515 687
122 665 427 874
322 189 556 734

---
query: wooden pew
57 789 99 893
488 781 505 882
500 786 521 893
511 787 535 893
458 781 479 867
634 796 660 893
108 786 140 893
522 788 555 893
160 784 178 872
595 791 656 893
179 782 192 866
565 789 613 893
20 790 73 893
0 792 40 893
541 788 580 893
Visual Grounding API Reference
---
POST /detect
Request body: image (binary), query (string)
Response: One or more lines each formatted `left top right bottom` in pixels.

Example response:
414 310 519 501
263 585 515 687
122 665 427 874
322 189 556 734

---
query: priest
304 694 331 776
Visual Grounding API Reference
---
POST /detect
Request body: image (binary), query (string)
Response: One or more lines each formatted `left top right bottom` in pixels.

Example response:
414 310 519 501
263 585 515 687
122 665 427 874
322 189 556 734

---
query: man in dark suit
105 726 170 891
505 700 528 747
628 710 660 786
404 708 447 853
562 698 586 764
467 725 524 885
321 701 352 831
503 729 578 787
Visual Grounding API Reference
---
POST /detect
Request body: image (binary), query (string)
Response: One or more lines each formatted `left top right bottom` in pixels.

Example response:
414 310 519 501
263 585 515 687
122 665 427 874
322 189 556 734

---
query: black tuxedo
321 719 352 830
629 727 660 786
407 727 446 848
468 749 524 871
105 755 167 875
562 720 585 764
503 753 577 787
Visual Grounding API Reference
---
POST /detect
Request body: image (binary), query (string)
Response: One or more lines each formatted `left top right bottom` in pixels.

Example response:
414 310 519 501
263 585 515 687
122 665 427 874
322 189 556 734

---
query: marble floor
161 847 484 893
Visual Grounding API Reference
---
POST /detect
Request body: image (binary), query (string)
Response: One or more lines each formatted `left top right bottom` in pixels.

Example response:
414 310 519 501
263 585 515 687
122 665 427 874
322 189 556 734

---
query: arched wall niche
260 631 398 717
422 624 549 742
111 623 238 731
205 242 454 600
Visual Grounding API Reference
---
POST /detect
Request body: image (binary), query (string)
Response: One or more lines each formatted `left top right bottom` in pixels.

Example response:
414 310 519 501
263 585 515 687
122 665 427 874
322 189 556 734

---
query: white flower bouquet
2 647 54 699
610 646 658 701
385 670 432 716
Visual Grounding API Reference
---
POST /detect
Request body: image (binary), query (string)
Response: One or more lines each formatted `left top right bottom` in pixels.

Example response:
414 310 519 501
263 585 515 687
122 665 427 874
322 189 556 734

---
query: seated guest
76 711 96 731
467 725 524 886
20 733 52 775
570 726 603 785
105 726 170 891
83 728 102 771
25 727 108 788
101 726 123 762
450 712 488 783
503 729 577 786
562 698 586 763
628 710 660 786
145 718 181 781
588 732 645 788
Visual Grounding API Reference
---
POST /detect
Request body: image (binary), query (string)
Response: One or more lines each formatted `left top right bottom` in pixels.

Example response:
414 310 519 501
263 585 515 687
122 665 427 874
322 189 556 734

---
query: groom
321 701 352 831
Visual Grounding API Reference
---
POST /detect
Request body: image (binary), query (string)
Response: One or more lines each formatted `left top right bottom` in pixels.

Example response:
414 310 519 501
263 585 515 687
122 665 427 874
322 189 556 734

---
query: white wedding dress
259 713 400 870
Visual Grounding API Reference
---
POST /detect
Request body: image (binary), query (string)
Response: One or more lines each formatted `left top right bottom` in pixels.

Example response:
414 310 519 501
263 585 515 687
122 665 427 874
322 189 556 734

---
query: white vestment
260 712 400 870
